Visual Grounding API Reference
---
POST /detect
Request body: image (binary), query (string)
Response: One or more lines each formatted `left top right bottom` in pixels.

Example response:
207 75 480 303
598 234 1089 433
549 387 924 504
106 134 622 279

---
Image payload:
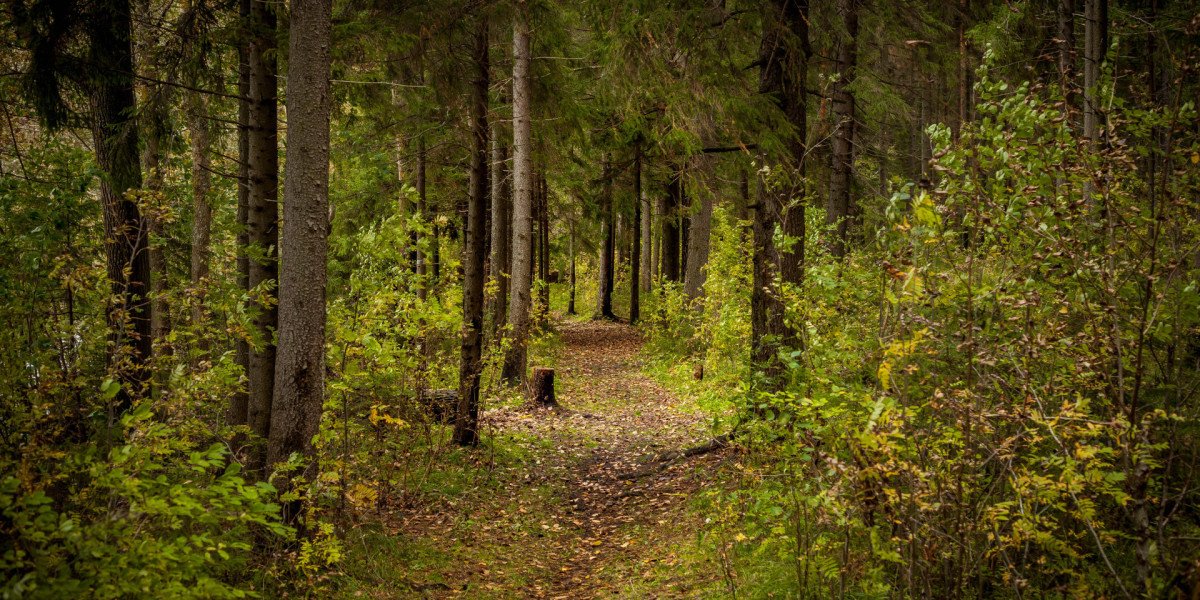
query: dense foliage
1 0 1198 597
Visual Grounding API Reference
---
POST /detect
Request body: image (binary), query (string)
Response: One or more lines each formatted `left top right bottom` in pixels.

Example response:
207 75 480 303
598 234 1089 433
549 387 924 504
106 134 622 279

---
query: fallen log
420 388 459 424
653 433 733 463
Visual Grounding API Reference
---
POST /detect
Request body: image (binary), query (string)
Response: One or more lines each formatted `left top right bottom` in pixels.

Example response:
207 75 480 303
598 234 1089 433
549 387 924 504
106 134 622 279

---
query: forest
1 0 1199 597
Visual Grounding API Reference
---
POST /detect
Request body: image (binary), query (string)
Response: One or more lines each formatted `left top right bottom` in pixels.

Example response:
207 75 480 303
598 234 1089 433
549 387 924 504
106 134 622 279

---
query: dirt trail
482 319 720 598
370 319 725 598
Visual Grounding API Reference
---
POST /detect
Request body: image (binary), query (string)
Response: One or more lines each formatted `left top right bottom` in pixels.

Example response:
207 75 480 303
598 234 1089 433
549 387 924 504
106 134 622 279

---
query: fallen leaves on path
365 319 728 598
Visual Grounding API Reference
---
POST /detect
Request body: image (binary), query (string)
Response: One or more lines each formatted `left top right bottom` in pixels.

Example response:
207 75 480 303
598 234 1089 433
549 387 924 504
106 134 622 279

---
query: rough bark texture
529 367 556 406
684 186 712 299
630 143 642 323
538 174 550 316
454 19 489 447
1058 0 1076 108
187 90 212 350
596 158 615 319
680 194 689 280
416 137 429 300
246 0 279 468
268 0 332 510
567 222 577 315
753 0 809 387
1083 0 1105 144
958 0 972 132
88 0 151 412
653 191 664 282
661 167 682 283
232 9 250 426
531 175 540 317
489 126 510 341
143 115 172 362
826 0 858 258
639 157 652 294
502 8 534 384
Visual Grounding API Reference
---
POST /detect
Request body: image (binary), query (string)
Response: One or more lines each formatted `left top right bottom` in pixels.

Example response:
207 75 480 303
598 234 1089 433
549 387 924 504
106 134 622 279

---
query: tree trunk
630 142 642 323
538 174 550 316
143 110 172 363
502 6 534 384
956 0 970 137
753 0 809 387
246 0 279 469
684 184 712 299
416 137 429 300
489 124 510 340
1083 0 1106 144
662 167 682 283
268 0 332 526
186 89 212 353
653 190 664 282
568 221 577 315
639 154 652 294
1058 0 1076 110
454 18 489 447
680 178 689 281
88 0 151 413
615 212 625 271
391 85 417 273
738 168 751 230
596 157 616 319
827 0 858 258
232 5 250 426
531 177 540 303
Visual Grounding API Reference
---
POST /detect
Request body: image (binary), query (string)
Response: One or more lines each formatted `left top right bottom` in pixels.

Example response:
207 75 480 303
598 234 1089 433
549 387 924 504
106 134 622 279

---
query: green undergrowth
331 318 574 598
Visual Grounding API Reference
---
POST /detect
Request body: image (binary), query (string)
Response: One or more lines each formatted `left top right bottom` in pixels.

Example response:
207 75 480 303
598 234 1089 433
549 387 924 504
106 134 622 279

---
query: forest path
481 319 720 598
360 319 725 598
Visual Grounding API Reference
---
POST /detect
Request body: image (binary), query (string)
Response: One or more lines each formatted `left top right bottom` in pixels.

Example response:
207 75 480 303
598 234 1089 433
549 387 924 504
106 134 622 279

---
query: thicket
642 60 1200 597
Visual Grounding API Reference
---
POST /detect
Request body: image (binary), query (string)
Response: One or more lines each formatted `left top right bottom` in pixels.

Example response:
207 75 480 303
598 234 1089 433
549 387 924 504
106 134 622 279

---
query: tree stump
529 367 557 406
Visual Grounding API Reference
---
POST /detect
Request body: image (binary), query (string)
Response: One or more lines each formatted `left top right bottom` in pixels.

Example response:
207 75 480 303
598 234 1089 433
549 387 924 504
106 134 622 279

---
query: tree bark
502 6 534 384
827 0 858 258
956 0 971 137
88 0 151 413
529 367 556 406
630 142 642 323
662 166 682 283
684 184 712 299
143 109 172 363
232 2 250 426
454 18 489 447
187 89 212 353
639 153 652 294
597 157 616 319
1083 0 1106 144
567 220 577 315
538 174 550 316
268 0 332 525
680 181 690 281
416 137 429 300
753 0 809 386
246 0 279 469
489 123 510 340
1058 0 1076 110
653 190 664 282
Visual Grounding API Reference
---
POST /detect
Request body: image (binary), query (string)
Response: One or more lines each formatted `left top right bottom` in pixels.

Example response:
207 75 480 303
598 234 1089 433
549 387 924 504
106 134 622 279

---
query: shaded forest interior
2 0 1200 597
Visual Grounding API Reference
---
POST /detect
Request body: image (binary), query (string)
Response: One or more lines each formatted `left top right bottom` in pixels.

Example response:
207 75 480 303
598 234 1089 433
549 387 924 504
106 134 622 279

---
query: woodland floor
343 319 731 598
